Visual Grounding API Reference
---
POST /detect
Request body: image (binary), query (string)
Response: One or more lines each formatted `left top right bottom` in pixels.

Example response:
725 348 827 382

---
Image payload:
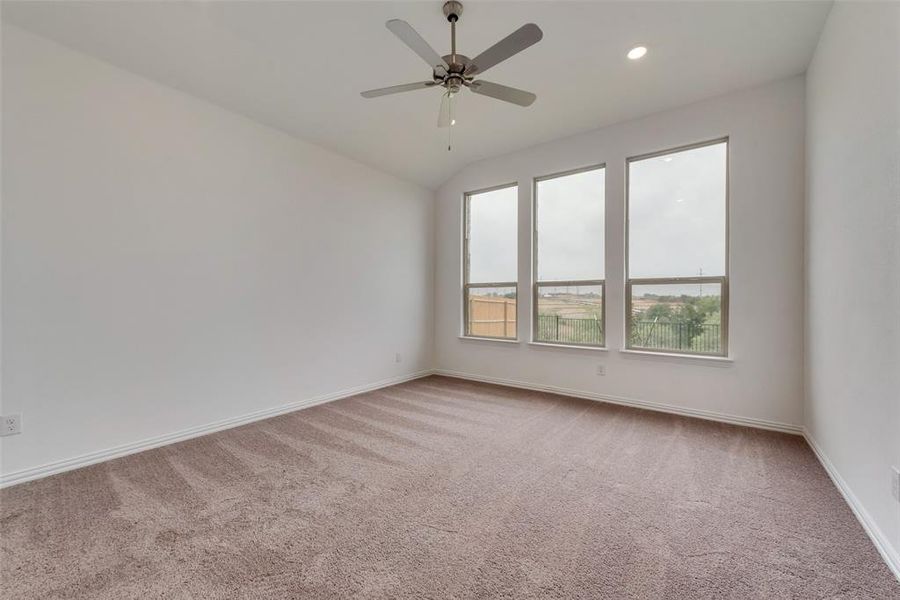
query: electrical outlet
596 364 606 376
395 353 402 364
1 414 22 437
892 466 900 503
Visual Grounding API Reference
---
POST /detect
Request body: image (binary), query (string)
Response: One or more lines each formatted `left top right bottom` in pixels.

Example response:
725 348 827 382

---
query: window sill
619 348 733 366
528 342 608 352
458 335 520 345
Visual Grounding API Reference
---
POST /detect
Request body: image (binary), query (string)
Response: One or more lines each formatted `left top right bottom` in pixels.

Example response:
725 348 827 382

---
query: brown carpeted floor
1 375 898 599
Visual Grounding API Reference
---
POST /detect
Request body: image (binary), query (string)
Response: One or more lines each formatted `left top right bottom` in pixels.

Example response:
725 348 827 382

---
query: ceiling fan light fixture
627 45 648 60
360 1 543 146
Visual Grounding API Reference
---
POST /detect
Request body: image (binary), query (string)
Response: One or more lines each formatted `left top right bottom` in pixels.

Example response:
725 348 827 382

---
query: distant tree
675 301 706 346
645 303 674 320
696 295 719 317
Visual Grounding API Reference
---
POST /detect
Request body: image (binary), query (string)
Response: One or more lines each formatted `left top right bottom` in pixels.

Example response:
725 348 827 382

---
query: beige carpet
1 376 897 599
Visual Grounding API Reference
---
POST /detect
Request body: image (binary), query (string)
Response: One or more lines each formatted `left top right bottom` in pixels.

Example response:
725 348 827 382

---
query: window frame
624 137 730 357
462 182 519 341
532 163 607 348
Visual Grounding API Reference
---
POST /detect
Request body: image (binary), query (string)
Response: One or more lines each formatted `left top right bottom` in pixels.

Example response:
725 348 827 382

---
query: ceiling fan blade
467 23 543 76
386 19 449 71
468 80 536 107
438 92 455 128
361 81 436 98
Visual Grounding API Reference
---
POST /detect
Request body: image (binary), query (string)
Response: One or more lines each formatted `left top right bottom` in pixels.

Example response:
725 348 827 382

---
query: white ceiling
2 1 832 189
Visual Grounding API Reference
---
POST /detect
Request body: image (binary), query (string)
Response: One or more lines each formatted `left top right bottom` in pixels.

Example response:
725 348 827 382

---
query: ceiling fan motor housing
437 54 472 78
443 1 463 22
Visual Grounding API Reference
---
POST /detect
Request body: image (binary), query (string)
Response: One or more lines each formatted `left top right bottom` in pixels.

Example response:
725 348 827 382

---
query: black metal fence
630 320 721 353
536 315 603 345
536 315 721 353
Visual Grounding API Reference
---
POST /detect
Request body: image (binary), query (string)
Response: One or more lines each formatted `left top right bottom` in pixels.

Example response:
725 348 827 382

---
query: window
463 184 518 339
626 139 728 356
533 165 606 346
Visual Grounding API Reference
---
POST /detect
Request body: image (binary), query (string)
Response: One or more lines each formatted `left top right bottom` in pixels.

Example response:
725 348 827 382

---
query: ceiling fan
360 1 543 146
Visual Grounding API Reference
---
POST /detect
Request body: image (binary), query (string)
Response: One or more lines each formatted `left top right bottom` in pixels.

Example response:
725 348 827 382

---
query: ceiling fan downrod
440 1 467 99
444 1 463 67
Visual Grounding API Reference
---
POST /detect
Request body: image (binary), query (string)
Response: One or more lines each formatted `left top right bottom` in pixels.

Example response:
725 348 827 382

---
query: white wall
0 25 434 480
435 77 806 429
805 1 900 573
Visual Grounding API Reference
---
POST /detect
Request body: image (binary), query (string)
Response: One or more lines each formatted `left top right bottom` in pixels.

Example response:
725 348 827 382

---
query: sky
466 141 726 290
467 185 518 283
537 167 605 281
629 142 726 278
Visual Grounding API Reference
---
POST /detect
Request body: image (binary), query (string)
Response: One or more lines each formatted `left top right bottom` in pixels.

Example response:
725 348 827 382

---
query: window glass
629 282 723 354
536 167 605 281
534 166 605 346
627 140 728 355
467 186 518 283
628 143 726 279
464 184 518 339
466 286 517 338
535 284 603 345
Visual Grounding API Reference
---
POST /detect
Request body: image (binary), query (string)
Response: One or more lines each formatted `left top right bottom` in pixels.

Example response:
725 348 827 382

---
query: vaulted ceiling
2 1 832 188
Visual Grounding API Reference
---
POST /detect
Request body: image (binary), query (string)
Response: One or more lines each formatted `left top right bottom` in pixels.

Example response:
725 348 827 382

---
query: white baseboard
803 430 900 582
0 369 433 489
433 369 803 435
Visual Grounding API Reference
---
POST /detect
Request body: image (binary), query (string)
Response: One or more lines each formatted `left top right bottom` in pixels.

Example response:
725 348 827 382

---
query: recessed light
627 46 647 60
663 157 673 162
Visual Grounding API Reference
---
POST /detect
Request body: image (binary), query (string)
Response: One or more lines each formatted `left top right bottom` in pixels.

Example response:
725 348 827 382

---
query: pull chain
447 93 453 151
